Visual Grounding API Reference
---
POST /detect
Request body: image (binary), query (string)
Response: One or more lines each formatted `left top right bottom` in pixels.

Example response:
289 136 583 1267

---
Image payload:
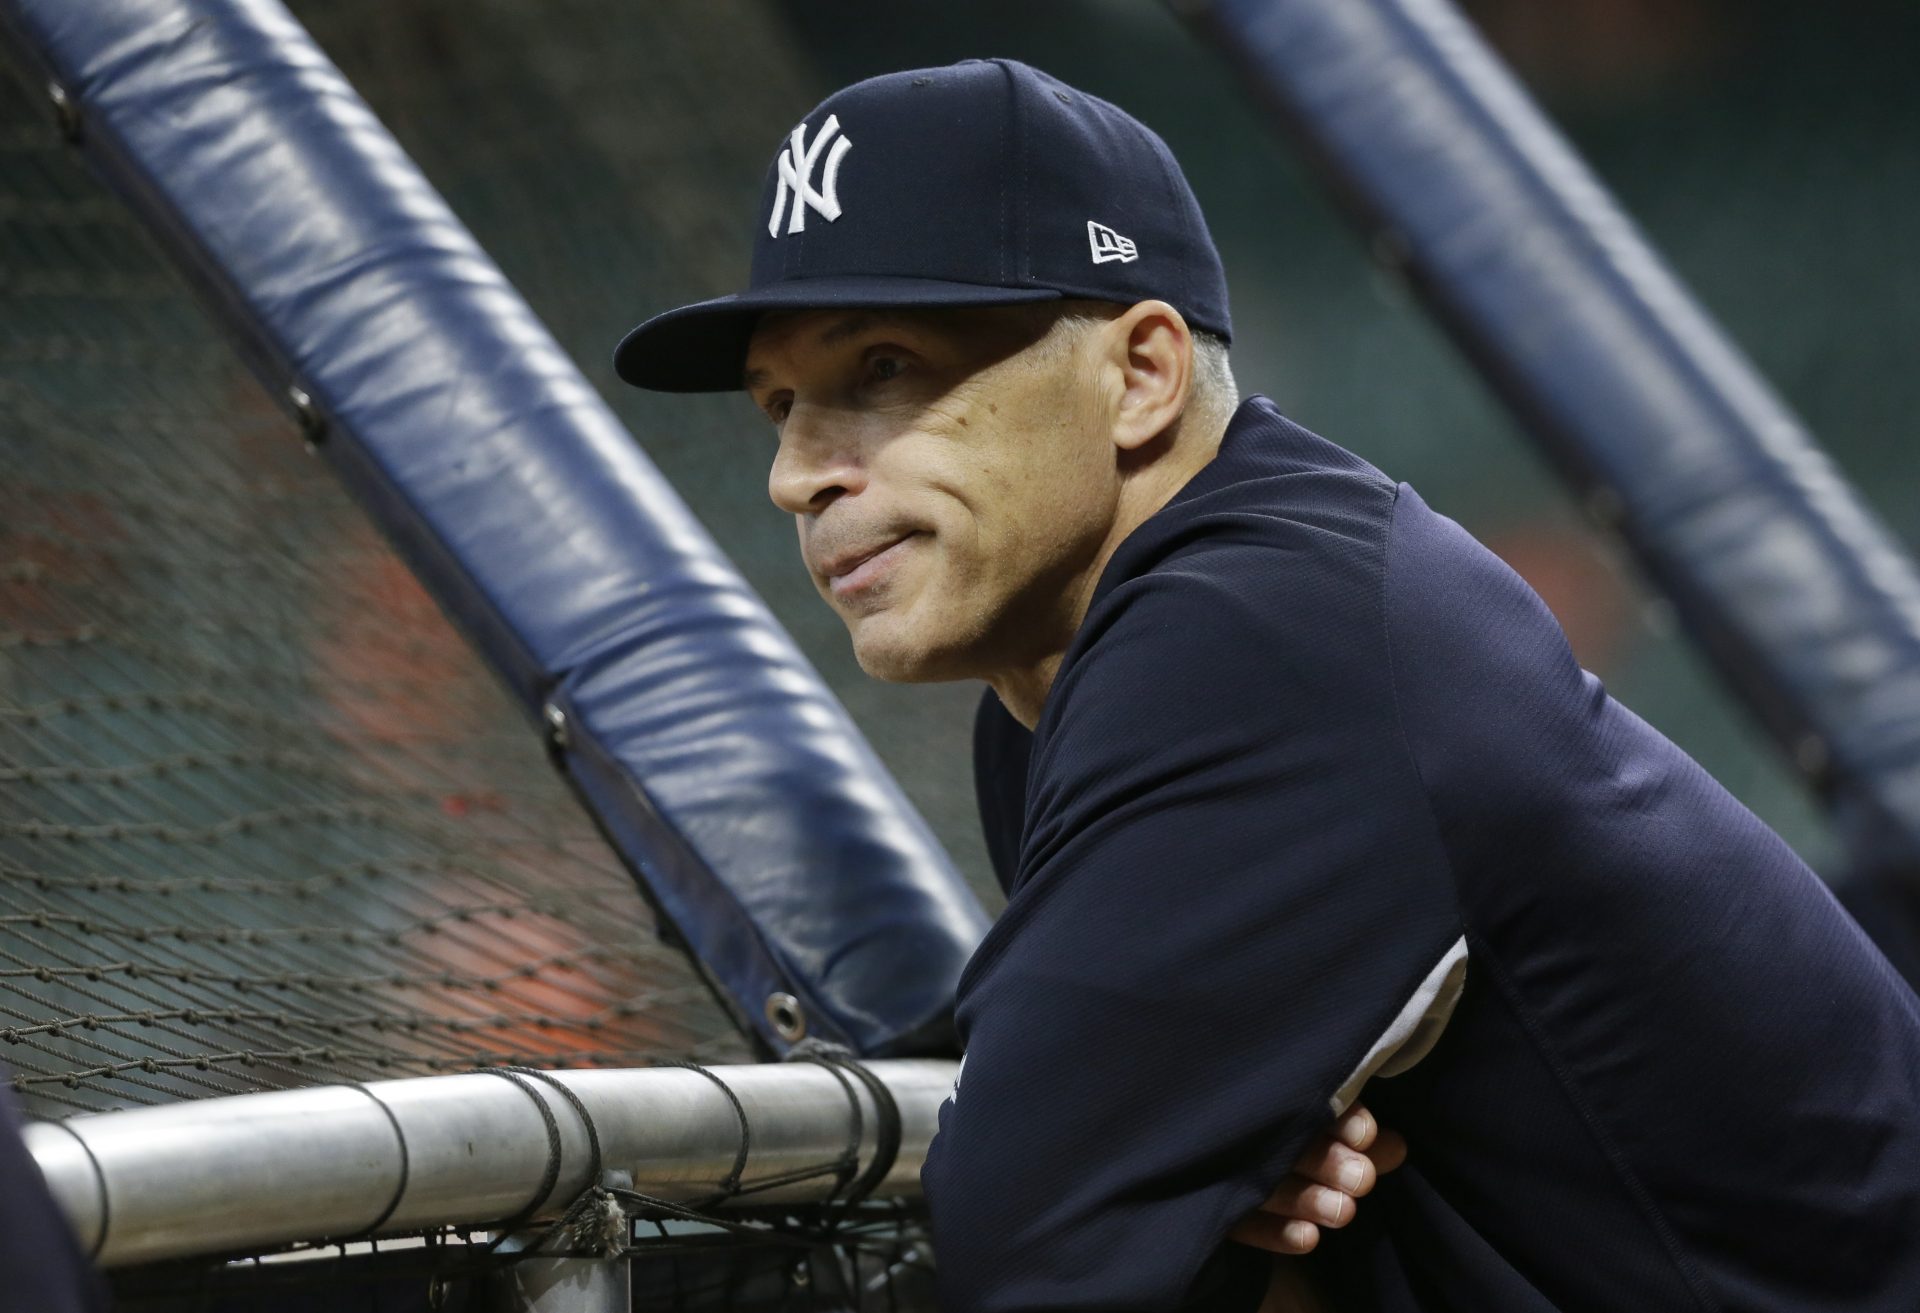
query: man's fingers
1334 1104 1378 1151
1370 1127 1410 1176
1228 1211 1320 1256
1241 1110 1407 1258
1256 1176 1356 1228
1333 1104 1410 1177
1285 1138 1378 1196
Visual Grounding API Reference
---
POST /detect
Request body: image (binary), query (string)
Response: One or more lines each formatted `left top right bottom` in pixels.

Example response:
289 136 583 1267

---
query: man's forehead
752 307 931 350
742 303 1059 389
743 309 905 389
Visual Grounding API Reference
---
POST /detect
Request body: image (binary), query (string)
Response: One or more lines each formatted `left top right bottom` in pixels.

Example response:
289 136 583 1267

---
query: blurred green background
287 0 1919 908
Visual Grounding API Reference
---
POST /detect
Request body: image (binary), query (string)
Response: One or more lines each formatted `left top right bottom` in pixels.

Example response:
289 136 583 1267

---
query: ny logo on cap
1087 220 1138 264
768 114 853 238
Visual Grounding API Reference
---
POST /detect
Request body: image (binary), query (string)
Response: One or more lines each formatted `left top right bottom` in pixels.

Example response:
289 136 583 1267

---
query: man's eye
867 354 905 384
766 397 791 424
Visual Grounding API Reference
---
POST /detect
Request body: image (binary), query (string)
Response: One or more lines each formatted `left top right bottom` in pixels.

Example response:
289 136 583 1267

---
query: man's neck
988 659 1060 732
987 406 1233 730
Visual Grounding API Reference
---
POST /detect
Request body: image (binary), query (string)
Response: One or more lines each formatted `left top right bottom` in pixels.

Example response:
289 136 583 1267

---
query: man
616 59 1920 1311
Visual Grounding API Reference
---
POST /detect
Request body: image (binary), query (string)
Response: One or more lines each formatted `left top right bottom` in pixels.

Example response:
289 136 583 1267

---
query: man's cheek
911 540 971 626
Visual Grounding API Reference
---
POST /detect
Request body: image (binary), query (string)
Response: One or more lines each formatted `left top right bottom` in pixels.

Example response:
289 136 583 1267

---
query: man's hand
1228 1103 1409 1255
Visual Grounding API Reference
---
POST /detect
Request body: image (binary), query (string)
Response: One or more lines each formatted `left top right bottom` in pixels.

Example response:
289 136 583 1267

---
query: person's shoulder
1040 405 1409 752
1381 480 1586 703
1075 399 1403 667
1140 396 1401 560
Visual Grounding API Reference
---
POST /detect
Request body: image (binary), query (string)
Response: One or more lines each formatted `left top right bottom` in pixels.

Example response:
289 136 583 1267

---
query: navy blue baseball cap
614 58 1232 393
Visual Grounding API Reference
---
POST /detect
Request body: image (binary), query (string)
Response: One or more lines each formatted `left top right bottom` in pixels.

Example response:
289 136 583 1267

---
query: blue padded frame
0 0 988 1056
1190 0 1920 930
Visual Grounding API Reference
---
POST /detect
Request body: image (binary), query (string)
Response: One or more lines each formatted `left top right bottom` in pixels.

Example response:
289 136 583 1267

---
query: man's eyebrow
818 311 883 346
742 312 911 391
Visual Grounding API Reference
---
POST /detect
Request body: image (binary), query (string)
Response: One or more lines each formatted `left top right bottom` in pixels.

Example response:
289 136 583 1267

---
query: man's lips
819 533 920 597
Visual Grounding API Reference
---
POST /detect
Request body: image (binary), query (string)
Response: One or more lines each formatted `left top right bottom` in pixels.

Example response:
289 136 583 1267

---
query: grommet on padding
765 992 806 1041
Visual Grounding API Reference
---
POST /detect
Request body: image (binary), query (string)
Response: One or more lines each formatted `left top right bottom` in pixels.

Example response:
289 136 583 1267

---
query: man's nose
767 403 865 515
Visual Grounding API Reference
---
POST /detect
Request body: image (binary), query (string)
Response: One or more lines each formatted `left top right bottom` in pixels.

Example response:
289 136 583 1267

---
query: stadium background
282 0 1913 906
0 0 1914 1302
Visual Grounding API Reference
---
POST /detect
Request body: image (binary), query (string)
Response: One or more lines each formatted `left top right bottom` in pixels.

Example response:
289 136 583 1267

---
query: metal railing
26 1058 955 1268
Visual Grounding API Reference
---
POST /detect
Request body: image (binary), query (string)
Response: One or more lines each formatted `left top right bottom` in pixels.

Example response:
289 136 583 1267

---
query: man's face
745 305 1123 684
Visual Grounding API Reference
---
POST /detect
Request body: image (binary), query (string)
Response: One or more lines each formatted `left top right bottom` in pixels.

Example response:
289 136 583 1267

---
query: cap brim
613 276 1063 392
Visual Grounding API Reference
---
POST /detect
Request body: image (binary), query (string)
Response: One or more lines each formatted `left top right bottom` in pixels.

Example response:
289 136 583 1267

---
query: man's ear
1105 300 1194 454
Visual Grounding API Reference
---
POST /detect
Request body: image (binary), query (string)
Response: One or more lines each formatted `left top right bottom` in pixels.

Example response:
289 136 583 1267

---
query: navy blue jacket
921 397 1920 1311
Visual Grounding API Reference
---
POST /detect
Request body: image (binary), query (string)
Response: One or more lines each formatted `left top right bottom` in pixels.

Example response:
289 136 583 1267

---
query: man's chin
848 619 972 685
852 642 950 685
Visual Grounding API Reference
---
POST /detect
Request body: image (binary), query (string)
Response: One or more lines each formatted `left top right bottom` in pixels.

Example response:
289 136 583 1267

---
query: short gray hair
1034 301 1237 430
1188 328 1238 428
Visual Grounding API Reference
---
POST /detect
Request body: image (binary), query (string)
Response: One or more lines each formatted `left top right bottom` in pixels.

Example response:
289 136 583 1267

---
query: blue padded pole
1184 0 1920 939
0 0 988 1056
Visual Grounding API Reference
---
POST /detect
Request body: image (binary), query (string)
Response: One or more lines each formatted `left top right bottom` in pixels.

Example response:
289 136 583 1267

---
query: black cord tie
452 1053 909 1273
498 1064 603 1192
782 1039 904 1213
343 1082 410 1241
473 1066 569 1241
652 1059 752 1200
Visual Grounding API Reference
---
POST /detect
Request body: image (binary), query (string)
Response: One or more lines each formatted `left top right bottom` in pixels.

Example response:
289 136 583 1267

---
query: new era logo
1087 220 1138 264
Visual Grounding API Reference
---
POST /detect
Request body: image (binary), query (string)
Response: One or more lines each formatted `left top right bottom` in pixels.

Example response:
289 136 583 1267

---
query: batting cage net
0 0 951 1306
0 57 752 1118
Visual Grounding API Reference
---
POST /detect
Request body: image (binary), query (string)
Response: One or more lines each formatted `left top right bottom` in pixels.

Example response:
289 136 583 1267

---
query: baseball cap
614 58 1231 392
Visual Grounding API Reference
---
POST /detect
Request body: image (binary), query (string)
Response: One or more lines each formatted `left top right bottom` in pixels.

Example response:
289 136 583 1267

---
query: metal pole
500 1256 631 1313
484 1171 634 1313
23 1059 955 1268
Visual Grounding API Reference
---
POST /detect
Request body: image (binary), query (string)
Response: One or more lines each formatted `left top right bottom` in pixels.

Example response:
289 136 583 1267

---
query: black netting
0 51 754 1120
111 1212 937 1313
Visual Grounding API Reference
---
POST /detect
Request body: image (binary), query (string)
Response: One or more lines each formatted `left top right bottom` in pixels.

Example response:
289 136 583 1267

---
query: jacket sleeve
922 546 1465 1312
